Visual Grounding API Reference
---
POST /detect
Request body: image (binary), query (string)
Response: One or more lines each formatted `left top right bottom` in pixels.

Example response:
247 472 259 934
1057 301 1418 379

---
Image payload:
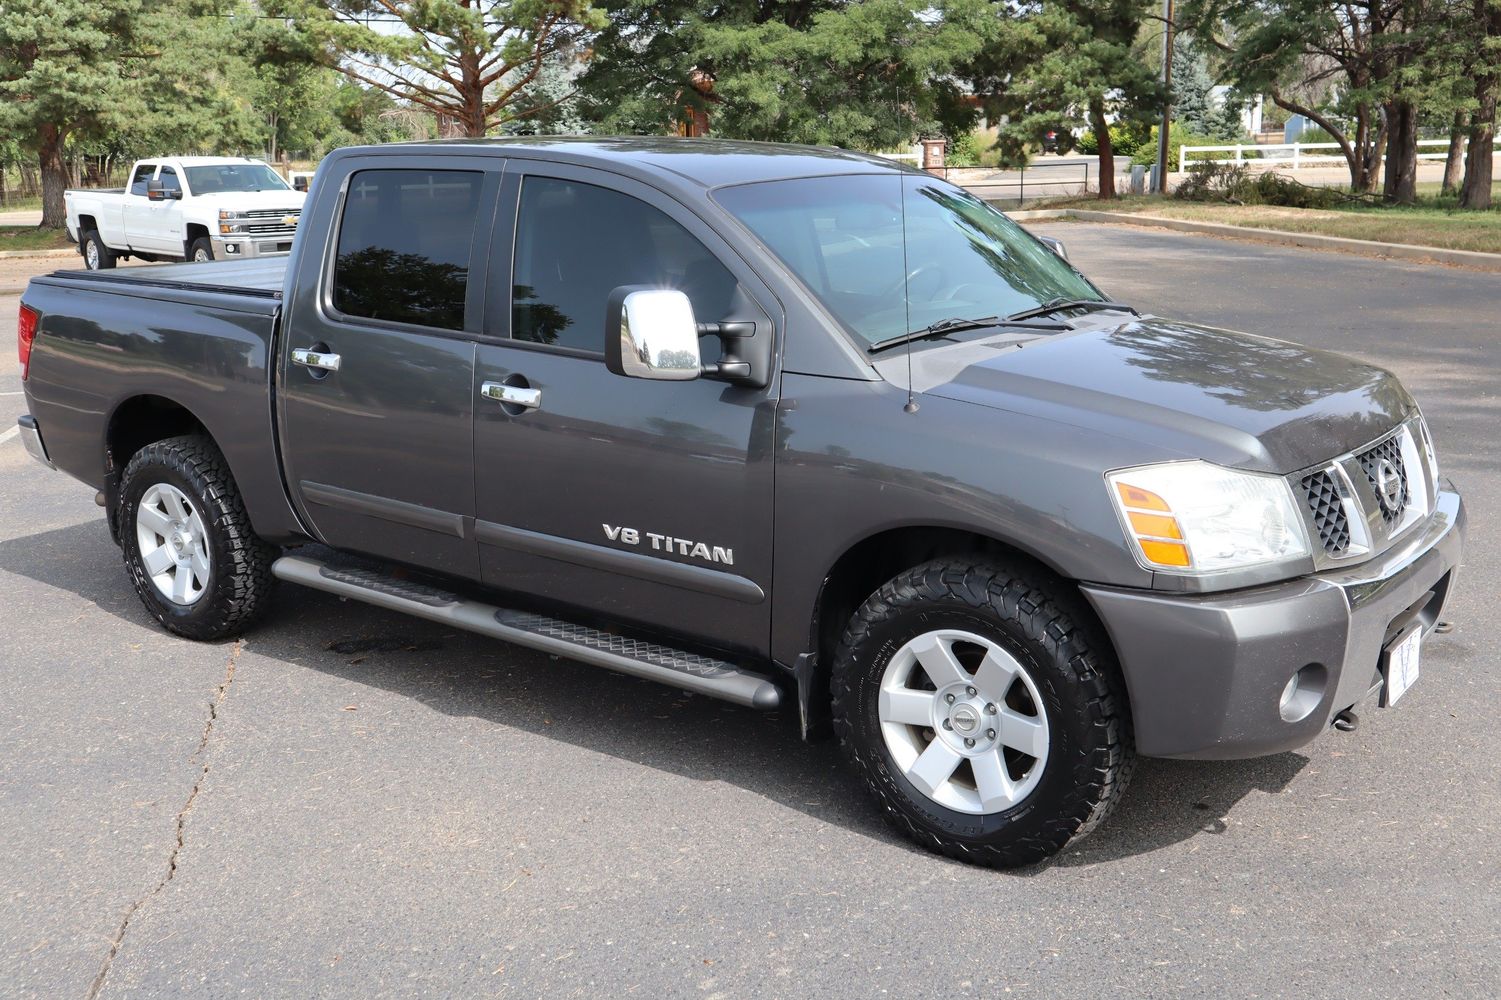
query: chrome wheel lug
965 686 977 697
986 729 996 740
942 719 952 730
964 737 975 748
945 693 956 704
985 703 997 715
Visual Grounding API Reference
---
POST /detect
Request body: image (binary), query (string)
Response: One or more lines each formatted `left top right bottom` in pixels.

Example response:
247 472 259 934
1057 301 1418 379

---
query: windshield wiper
1004 298 1138 323
867 315 1068 354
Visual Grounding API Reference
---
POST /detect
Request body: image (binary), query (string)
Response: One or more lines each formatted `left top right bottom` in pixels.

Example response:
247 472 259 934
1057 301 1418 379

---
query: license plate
1383 629 1422 706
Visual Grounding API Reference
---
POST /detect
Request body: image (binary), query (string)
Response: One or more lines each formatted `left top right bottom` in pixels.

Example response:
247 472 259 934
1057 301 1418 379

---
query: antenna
899 172 919 414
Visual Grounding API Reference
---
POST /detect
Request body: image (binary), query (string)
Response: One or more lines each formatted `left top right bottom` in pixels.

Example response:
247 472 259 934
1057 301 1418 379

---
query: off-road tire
83 230 116 270
832 559 1134 868
118 435 276 640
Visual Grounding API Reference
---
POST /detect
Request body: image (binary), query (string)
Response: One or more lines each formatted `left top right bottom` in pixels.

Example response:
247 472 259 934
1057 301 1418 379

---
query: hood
885 316 1413 474
196 189 306 212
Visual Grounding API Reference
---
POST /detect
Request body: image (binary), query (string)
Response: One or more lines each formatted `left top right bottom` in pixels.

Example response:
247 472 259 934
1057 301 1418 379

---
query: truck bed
44 256 287 303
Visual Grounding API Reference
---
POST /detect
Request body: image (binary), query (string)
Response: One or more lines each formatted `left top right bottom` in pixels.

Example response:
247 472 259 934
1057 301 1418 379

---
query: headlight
1106 461 1311 575
218 209 243 221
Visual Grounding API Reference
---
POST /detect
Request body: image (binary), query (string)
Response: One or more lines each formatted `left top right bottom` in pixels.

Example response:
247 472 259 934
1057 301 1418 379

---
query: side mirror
605 286 701 381
170 187 183 200
1038 235 1069 261
294 176 309 192
146 178 165 202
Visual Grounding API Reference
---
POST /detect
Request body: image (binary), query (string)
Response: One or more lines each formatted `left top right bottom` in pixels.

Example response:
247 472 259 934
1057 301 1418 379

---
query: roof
386 136 918 188
147 156 273 167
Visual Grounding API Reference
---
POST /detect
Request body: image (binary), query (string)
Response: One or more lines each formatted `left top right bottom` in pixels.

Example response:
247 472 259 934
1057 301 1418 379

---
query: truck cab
64 156 306 269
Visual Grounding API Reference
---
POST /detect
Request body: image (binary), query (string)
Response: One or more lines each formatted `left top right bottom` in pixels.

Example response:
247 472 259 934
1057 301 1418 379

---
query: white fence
1179 137 1501 173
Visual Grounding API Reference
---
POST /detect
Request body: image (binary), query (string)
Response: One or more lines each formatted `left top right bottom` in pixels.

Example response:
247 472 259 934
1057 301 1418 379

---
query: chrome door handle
291 348 341 372
481 381 541 410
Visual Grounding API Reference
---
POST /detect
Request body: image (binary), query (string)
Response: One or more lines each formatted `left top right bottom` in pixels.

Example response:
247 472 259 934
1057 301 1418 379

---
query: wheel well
184 223 210 254
804 527 1105 738
106 395 209 479
78 215 98 237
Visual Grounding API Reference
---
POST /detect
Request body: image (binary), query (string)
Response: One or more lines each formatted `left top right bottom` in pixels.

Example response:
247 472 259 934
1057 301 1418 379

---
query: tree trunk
1091 98 1115 199
1442 111 1467 194
1460 88 1497 210
1382 99 1418 204
38 124 69 230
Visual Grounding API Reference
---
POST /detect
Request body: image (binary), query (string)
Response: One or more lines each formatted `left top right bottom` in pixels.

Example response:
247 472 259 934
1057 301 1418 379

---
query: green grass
1029 186 1501 255
0 226 74 253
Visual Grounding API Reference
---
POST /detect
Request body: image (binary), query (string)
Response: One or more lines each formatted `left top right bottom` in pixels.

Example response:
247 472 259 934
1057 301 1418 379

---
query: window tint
511 176 741 353
130 165 154 196
159 167 181 194
332 169 482 331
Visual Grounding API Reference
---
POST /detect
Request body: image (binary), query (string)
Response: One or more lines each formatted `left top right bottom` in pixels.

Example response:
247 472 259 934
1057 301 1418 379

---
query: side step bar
271 554 781 710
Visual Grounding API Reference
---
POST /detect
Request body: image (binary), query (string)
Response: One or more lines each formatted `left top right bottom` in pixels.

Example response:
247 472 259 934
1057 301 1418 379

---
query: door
277 160 503 577
473 164 779 656
149 166 185 253
122 163 157 249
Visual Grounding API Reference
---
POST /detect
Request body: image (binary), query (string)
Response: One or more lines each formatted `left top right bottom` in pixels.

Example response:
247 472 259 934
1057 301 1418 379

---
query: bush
946 131 984 167
1131 123 1224 168
1173 162 1342 208
1076 121 1149 158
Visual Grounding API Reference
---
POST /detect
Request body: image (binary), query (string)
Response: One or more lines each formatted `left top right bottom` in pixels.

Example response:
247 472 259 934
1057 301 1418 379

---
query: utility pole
1152 0 1175 193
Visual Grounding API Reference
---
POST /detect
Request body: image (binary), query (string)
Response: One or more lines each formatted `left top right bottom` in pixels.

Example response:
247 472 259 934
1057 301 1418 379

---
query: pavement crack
85 639 242 1000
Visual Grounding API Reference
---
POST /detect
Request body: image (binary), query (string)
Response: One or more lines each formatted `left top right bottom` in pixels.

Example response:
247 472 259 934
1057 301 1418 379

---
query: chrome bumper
17 415 55 470
212 234 295 260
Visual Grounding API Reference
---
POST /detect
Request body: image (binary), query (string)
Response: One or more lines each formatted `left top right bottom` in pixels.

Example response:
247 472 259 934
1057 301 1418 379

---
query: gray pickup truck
16 139 1465 867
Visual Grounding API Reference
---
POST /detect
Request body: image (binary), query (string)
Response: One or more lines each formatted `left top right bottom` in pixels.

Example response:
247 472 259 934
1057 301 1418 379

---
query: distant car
63 156 306 269
1041 129 1071 155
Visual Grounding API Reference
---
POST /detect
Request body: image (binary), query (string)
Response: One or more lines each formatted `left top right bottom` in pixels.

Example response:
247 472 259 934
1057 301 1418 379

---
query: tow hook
1332 709 1359 733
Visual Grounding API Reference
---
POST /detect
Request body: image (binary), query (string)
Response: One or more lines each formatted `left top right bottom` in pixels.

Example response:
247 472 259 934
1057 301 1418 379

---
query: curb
1010 208 1501 271
0 248 75 260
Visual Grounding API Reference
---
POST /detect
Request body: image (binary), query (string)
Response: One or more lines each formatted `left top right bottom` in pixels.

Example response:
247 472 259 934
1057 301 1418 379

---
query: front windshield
182 163 291 195
715 173 1103 347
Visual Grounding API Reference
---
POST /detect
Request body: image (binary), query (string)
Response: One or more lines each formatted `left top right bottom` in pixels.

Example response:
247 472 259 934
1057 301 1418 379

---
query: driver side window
159 167 181 196
510 176 742 356
129 165 154 197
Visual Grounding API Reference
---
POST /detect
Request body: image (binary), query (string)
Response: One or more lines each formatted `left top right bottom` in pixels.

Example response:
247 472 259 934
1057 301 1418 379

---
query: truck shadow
0 520 1308 871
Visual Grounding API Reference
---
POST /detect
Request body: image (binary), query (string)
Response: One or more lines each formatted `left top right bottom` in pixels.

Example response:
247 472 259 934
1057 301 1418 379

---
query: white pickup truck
64 156 306 270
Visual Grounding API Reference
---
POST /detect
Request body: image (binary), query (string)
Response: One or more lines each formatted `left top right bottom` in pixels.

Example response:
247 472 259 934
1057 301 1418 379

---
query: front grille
1301 469 1351 555
241 208 300 240
1356 434 1409 524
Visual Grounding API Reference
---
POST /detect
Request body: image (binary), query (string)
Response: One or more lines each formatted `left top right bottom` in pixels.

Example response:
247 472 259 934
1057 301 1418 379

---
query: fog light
1279 664 1328 723
224 243 239 254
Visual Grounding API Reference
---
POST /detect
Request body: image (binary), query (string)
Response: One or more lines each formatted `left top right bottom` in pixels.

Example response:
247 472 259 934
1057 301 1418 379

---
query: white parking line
0 426 18 445
0 391 24 396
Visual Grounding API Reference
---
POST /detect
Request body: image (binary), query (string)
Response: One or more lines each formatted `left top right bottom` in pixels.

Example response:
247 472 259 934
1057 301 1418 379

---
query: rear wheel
188 237 215 263
832 559 1134 868
83 230 116 270
118 435 276 640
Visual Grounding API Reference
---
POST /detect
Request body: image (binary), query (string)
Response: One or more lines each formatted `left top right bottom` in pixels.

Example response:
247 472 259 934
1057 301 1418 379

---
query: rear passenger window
332 169 482 332
511 177 742 353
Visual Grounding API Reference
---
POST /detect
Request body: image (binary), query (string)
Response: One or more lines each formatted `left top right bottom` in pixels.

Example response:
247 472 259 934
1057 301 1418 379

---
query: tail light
18 303 38 381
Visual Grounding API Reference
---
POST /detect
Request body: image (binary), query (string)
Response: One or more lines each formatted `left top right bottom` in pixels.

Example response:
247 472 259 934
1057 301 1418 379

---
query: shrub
946 131 984 167
1173 162 1341 208
1132 123 1224 168
1075 121 1149 158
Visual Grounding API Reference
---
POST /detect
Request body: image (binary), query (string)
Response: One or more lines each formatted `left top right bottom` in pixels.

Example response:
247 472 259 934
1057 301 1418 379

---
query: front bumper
212 234 294 259
1083 483 1465 759
16 415 55 470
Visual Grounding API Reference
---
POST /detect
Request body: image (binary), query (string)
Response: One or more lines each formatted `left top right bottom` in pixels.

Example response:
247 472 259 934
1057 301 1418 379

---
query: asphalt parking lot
2 226 1497 999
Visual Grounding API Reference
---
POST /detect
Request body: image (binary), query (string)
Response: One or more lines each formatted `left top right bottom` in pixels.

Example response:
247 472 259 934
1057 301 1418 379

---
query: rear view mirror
1039 235 1069 261
605 287 702 381
146 178 165 202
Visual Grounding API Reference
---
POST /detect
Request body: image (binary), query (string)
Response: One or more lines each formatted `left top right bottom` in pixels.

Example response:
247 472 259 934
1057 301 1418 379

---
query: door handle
291 347 341 372
481 381 541 410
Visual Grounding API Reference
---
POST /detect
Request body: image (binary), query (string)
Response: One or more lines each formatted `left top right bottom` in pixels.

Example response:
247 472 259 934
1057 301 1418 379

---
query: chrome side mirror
1038 235 1069 261
605 287 701 381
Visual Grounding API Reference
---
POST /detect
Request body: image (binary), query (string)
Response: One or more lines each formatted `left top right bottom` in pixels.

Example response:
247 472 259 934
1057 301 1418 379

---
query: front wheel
118 435 276 640
188 237 215 263
832 559 1134 868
